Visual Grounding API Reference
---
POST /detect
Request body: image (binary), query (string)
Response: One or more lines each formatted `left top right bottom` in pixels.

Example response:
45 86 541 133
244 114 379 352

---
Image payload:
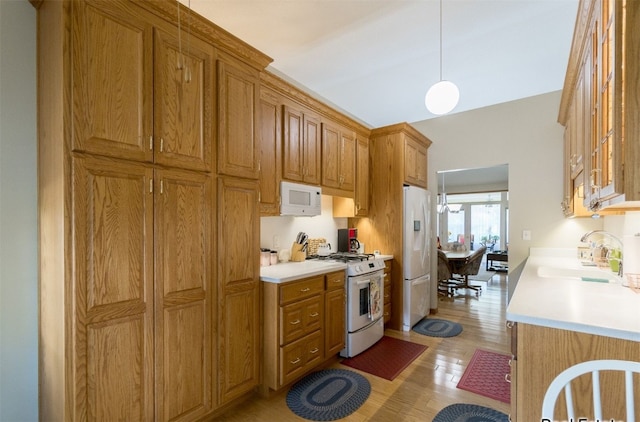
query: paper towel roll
623 234 640 285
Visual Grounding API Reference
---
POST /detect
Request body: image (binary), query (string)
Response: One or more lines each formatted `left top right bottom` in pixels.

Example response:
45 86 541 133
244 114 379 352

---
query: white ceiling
182 0 579 128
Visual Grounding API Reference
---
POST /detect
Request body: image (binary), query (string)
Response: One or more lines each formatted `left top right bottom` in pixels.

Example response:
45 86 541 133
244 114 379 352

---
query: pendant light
425 0 459 115
438 172 450 214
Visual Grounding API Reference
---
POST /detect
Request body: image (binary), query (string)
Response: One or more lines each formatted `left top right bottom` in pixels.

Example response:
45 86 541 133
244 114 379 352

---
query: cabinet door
155 168 213 421
354 137 369 216
321 123 341 189
217 177 260 404
324 288 345 357
72 1 154 162
302 113 322 184
72 155 154 421
321 122 355 193
259 88 282 215
154 27 214 172
404 137 428 188
282 105 304 182
218 58 260 179
340 130 356 192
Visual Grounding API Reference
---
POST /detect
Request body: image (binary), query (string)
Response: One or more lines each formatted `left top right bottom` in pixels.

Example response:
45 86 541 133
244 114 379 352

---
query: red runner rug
457 348 511 404
340 336 427 381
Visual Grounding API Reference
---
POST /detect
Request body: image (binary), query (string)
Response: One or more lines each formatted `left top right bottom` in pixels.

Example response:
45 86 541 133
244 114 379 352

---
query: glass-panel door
471 204 502 251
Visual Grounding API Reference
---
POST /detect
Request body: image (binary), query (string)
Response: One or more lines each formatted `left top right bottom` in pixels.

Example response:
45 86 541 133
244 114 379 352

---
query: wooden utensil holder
291 242 306 262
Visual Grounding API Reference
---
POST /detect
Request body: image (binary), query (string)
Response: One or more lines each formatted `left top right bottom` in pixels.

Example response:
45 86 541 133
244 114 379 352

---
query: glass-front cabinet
559 0 640 214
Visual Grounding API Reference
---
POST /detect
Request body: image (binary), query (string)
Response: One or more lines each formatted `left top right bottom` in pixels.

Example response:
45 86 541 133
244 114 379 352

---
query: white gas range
321 253 386 358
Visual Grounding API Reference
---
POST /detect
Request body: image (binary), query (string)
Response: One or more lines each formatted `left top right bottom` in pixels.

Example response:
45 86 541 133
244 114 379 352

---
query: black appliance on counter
337 228 360 253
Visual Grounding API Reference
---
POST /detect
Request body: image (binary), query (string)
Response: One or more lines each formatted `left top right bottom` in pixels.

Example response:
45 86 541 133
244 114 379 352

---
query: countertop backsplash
260 195 348 256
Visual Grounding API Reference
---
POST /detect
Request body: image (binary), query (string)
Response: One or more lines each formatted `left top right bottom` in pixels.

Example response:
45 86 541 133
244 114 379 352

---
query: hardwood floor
217 271 511 421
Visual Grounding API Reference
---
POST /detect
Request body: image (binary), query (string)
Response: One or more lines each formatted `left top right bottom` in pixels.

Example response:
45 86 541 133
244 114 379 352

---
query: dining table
442 249 483 294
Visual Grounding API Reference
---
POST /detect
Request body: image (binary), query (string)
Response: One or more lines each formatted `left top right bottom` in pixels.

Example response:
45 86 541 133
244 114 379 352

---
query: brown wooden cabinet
282 104 321 185
333 135 370 217
72 155 156 420
404 136 428 188
217 55 260 179
354 136 370 216
510 322 640 421
72 0 214 172
155 167 214 421
258 87 282 215
321 121 356 196
217 176 261 405
37 0 271 420
263 271 345 392
559 0 640 213
383 261 392 325
324 271 346 357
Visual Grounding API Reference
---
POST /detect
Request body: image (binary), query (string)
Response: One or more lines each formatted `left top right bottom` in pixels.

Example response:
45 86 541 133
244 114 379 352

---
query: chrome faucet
580 230 623 276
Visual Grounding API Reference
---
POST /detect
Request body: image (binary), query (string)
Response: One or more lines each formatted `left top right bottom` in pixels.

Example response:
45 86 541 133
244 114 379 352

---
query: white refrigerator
402 186 431 331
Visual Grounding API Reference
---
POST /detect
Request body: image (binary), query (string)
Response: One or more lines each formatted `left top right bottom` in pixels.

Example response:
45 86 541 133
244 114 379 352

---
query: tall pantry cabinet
35 0 271 420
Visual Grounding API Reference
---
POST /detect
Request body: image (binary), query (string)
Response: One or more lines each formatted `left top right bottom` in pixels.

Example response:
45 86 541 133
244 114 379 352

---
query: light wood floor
218 271 511 421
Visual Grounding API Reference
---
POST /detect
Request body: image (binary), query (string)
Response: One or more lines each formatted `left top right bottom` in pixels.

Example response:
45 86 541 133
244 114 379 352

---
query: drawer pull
300 287 311 292
289 319 301 325
504 373 511 383
309 348 319 354
309 312 319 317
508 359 512 366
290 357 301 365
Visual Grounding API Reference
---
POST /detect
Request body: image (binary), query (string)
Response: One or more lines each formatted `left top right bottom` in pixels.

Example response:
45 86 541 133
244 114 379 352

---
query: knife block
291 242 306 262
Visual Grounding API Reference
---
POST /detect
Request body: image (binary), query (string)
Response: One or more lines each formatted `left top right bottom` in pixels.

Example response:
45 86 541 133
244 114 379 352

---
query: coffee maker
337 228 360 253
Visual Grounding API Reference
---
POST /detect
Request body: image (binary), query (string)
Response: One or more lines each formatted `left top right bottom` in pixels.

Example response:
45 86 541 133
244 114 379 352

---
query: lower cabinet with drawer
383 260 392 324
263 271 346 392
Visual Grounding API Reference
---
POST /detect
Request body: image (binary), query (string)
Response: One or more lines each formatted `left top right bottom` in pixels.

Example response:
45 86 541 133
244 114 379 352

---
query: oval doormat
413 318 463 337
286 368 371 421
433 403 509 422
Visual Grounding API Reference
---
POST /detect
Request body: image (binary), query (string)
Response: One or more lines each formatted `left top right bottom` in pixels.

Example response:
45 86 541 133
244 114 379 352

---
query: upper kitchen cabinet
559 0 640 213
258 86 282 215
404 135 429 188
282 103 322 185
217 55 260 179
333 135 370 217
321 120 356 196
73 1 215 172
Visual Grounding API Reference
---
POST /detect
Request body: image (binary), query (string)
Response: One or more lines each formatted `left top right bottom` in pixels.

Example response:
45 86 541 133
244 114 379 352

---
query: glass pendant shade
425 80 459 115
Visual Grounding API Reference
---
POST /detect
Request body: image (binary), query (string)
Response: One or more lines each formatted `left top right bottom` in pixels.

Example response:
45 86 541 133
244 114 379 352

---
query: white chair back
541 359 640 422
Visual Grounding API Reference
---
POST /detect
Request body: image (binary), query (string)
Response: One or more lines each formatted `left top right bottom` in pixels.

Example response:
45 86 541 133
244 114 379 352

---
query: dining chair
437 250 457 297
541 359 640 422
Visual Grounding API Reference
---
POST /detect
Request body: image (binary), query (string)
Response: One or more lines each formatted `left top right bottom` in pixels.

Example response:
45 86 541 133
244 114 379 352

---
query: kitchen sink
536 266 621 283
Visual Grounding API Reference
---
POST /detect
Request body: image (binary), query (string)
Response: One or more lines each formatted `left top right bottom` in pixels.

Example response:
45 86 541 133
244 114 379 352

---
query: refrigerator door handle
421 201 429 265
411 276 430 286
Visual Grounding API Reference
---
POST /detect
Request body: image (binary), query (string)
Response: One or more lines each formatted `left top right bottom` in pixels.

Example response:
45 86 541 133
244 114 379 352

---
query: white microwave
280 181 322 216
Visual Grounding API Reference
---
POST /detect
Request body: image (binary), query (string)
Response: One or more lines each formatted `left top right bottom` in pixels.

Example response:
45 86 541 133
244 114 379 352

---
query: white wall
0 0 38 420
260 195 348 253
413 92 603 275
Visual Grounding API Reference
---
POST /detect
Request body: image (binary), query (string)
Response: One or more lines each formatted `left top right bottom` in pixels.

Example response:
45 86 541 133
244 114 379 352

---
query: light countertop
260 254 393 283
260 260 348 283
506 248 640 342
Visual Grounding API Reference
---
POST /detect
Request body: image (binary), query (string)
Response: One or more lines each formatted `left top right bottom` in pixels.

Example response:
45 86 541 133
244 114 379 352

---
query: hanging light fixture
437 173 448 213
437 172 462 214
425 0 459 115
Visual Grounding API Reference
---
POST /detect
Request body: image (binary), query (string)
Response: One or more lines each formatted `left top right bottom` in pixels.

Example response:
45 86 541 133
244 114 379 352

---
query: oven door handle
356 279 371 286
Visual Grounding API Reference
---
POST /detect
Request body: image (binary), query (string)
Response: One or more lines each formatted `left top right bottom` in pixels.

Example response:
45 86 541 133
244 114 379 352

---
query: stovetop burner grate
307 252 375 263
